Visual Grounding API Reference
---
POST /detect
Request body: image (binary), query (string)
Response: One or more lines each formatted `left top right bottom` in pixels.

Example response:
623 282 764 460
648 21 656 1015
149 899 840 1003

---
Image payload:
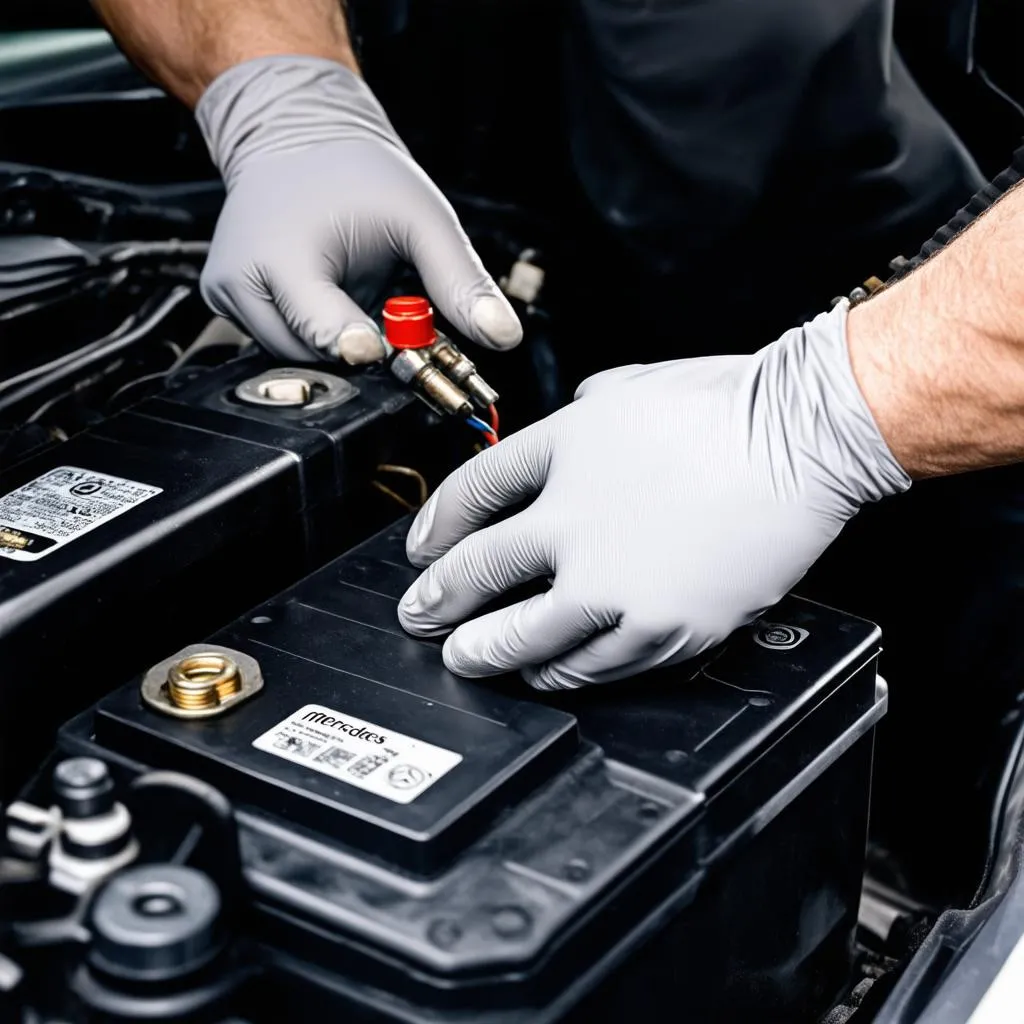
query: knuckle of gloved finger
198 264 233 312
530 665 585 693
501 424 556 495
264 277 336 344
406 163 462 222
546 574 610 629
286 308 337 354
573 365 642 402
201 251 272 306
523 666 558 692
438 541 511 597
454 455 507 516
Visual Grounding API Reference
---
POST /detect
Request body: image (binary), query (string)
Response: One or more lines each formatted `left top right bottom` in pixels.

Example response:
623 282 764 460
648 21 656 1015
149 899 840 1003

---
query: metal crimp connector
429 337 499 408
390 348 474 417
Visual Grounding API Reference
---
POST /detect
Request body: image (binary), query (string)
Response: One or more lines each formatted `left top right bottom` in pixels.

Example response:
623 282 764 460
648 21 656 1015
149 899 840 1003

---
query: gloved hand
398 303 910 690
195 57 522 364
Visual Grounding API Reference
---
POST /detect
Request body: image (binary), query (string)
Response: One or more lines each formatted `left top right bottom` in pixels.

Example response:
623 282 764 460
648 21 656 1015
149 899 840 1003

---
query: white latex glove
398 304 910 690
195 56 522 364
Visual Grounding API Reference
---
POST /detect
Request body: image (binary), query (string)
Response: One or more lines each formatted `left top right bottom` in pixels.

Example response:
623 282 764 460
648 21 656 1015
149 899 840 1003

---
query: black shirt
561 0 985 367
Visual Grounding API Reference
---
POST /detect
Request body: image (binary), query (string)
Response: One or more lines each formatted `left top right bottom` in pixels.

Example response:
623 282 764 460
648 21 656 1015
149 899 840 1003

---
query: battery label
252 703 462 804
0 466 162 562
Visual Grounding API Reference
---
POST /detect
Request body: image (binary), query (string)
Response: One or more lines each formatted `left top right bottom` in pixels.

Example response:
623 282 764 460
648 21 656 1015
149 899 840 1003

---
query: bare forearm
91 0 358 107
848 180 1024 478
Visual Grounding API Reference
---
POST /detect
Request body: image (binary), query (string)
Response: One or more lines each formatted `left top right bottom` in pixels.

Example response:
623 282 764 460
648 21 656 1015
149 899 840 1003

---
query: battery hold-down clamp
382 297 500 446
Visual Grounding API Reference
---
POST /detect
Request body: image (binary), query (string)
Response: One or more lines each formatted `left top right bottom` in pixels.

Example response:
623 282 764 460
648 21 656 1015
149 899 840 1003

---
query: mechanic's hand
196 57 522 364
398 304 910 690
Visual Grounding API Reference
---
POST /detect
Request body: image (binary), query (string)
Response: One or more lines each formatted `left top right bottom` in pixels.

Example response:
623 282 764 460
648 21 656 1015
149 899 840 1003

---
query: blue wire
466 416 493 435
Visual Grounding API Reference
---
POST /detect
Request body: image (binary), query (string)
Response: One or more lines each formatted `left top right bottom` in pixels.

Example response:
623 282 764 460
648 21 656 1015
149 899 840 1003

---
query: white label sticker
252 704 462 804
0 466 162 562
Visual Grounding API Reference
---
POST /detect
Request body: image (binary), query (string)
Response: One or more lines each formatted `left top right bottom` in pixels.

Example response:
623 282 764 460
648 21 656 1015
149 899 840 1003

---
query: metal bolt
54 757 108 791
427 918 463 949
133 893 182 918
53 757 114 819
564 858 591 883
638 801 662 821
491 905 532 938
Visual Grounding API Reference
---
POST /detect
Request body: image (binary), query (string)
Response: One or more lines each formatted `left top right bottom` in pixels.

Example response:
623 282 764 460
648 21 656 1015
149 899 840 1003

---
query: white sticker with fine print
0 466 162 562
252 704 463 804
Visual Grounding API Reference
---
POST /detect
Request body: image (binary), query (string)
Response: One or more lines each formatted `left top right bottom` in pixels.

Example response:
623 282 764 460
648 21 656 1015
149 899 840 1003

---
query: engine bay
3 10 1024 1023
6 521 886 1022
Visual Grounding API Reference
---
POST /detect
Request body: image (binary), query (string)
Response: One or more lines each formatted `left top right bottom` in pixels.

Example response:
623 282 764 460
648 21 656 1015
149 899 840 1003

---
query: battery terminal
141 644 264 719
167 653 242 710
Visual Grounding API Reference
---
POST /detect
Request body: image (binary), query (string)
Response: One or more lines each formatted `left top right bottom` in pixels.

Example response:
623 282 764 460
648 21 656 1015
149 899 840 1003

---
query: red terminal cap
383 296 436 350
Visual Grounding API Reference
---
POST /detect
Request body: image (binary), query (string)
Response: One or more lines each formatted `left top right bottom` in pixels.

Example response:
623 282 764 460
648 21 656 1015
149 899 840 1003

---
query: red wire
487 403 500 437
483 432 498 447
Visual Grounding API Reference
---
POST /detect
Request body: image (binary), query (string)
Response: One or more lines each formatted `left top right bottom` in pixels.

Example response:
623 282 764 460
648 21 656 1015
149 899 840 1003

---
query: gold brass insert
141 644 263 719
166 653 241 710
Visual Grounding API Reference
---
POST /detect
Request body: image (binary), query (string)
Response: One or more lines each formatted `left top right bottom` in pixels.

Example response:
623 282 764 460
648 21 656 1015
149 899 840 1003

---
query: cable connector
429 338 499 407
381 295 499 417
390 347 473 417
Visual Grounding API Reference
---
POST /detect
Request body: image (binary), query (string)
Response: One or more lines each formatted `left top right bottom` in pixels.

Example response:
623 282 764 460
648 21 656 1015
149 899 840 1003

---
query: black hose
0 285 192 417
99 239 211 264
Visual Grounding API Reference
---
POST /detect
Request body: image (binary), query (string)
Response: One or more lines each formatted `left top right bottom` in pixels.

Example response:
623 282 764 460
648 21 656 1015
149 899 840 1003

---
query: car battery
38 517 889 1024
0 358 461 799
